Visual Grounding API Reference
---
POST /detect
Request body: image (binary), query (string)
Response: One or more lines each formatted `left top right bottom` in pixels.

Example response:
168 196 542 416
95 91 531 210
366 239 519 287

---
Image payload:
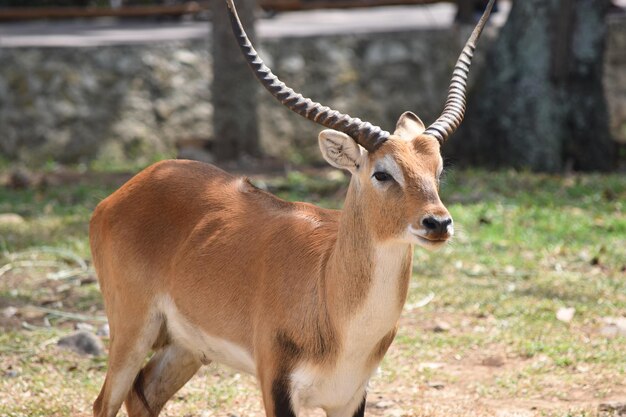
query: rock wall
0 41 212 165
259 25 490 161
0 18 624 165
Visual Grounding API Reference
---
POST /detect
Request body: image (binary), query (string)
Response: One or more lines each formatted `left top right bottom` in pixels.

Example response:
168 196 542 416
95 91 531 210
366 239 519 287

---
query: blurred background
0 1 625 417
0 0 625 172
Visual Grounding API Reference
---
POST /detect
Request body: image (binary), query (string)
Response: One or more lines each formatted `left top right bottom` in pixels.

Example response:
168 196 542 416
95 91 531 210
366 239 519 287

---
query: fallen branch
0 247 91 281
405 292 435 311
30 306 107 323
8 247 88 270
0 260 67 278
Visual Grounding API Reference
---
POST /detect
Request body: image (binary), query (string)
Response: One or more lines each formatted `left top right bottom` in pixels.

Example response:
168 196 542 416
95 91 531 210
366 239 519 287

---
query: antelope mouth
408 225 451 244
416 235 449 245
406 225 451 250
411 233 450 250
418 235 449 243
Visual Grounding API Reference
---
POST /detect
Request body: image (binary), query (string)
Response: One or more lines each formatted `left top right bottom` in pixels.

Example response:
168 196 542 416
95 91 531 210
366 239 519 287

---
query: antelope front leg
326 390 366 417
260 370 298 417
257 345 298 417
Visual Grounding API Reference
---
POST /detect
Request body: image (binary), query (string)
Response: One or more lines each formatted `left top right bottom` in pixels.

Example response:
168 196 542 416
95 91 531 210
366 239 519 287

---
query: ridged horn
423 0 495 144
225 0 390 152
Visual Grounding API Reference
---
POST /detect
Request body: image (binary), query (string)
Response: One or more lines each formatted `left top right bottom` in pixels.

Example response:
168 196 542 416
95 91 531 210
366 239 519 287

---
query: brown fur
90 124 451 417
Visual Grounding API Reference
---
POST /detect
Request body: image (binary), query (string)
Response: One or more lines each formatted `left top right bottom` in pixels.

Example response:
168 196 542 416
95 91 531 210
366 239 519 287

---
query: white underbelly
159 295 256 375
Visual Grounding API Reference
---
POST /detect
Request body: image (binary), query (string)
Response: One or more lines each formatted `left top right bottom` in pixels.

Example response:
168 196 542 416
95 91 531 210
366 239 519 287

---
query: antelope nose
421 216 453 235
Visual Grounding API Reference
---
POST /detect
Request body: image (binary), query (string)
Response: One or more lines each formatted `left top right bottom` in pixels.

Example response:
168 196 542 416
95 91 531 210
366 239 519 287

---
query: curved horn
225 0 390 152
423 0 496 143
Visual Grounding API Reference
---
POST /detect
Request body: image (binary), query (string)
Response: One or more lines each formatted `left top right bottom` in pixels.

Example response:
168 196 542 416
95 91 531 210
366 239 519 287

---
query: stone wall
0 18 624 165
0 41 212 165
259 25 490 161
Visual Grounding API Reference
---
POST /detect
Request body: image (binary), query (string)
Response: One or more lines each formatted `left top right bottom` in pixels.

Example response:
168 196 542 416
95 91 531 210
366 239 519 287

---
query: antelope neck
323 180 412 321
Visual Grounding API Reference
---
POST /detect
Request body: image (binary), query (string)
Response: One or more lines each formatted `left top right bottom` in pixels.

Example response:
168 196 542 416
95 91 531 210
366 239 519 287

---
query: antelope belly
159 295 256 375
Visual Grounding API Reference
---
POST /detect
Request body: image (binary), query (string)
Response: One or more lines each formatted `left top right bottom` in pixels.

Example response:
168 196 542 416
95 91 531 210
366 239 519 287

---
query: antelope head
225 0 495 250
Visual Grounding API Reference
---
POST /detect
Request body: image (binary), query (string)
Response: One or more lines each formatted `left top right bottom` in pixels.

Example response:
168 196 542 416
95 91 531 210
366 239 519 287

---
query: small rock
374 400 394 409
97 323 110 337
2 306 18 318
418 362 444 371
76 322 95 332
154 100 173 119
427 381 445 390
601 325 619 338
598 401 626 415
603 317 626 337
479 216 492 225
79 276 97 285
432 320 451 332
55 283 73 293
19 306 47 320
556 307 575 323
57 331 105 356
174 49 198 65
4 369 19 378
0 213 25 226
482 355 505 367
504 265 516 275
7 168 32 189
576 364 590 373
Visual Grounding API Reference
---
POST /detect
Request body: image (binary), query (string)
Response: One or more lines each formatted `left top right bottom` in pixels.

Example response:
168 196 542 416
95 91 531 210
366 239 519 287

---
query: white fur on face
437 157 444 180
371 155 405 188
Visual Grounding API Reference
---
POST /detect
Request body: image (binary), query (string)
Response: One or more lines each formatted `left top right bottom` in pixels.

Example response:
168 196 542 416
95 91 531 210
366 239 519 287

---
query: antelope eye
373 171 392 182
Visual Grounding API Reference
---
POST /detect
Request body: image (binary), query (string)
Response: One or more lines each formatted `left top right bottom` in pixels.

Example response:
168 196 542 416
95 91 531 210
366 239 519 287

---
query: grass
0 167 624 417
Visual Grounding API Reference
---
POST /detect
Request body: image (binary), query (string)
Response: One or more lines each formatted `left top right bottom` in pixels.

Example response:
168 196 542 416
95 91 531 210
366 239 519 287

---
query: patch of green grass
397 170 626 400
0 183 115 258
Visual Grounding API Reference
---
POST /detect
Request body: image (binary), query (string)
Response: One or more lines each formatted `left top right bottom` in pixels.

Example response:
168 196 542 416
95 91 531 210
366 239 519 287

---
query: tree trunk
211 0 260 161
448 0 617 172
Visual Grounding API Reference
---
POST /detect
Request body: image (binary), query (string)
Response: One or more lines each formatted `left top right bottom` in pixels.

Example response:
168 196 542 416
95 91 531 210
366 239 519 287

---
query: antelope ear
319 129 363 173
394 111 426 140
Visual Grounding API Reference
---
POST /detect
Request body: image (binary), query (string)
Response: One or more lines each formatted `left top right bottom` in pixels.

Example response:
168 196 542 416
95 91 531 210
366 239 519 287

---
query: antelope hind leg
93 312 162 417
125 343 202 417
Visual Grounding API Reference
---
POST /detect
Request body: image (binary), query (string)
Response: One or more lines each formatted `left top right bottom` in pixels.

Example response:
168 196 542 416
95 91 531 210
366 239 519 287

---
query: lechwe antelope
90 1 494 416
